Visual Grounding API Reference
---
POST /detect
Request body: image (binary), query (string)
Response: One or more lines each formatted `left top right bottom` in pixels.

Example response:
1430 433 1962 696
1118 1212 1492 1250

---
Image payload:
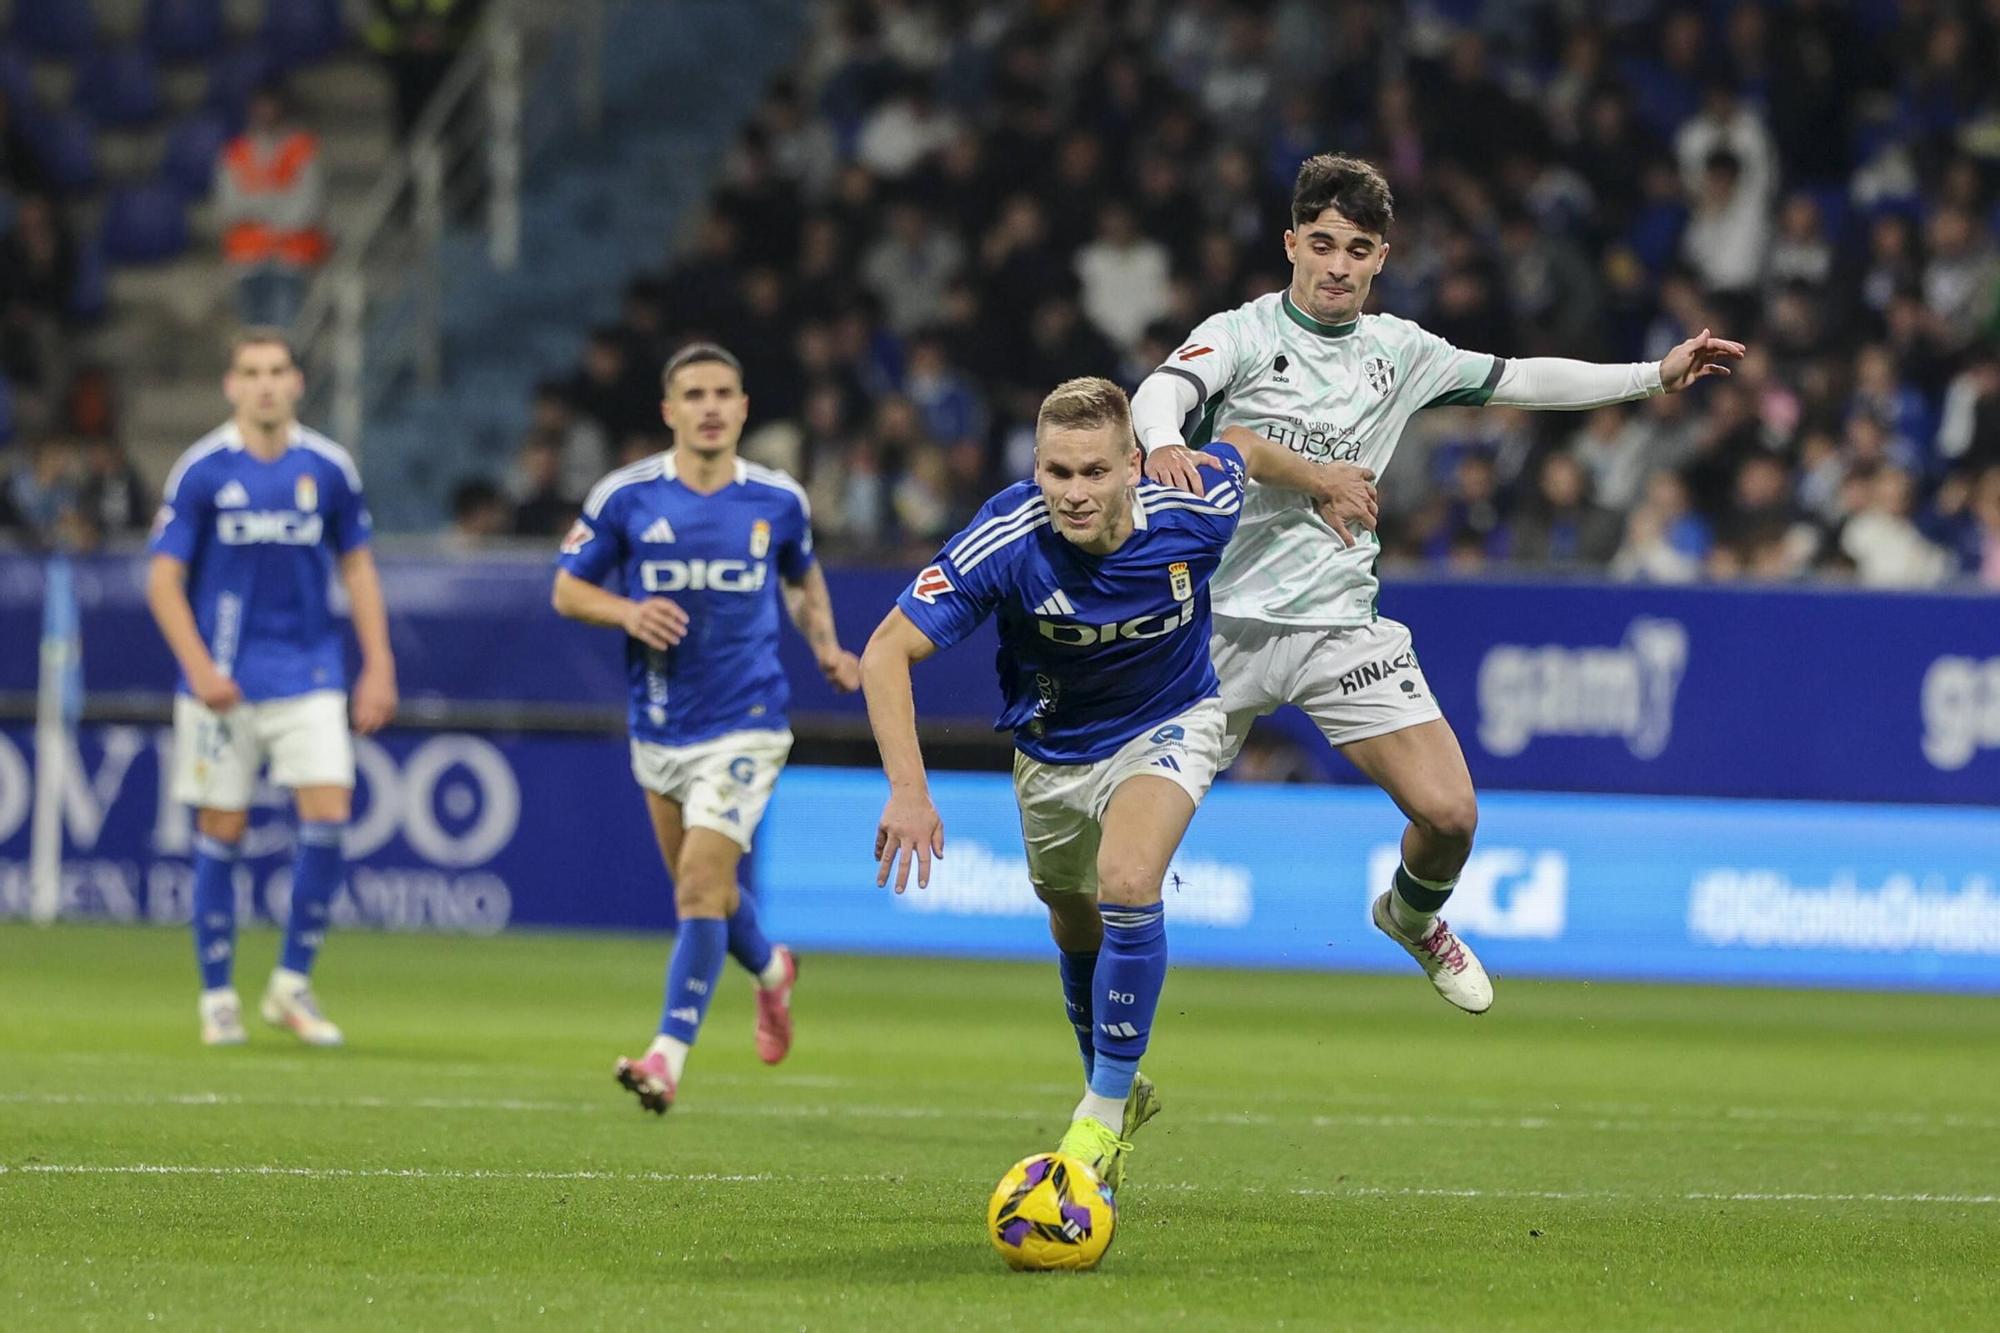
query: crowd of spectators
488 0 2000 589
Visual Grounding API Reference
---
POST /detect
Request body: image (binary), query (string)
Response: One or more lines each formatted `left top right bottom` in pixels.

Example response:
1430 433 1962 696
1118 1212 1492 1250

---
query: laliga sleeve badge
911 564 954 604
560 519 594 555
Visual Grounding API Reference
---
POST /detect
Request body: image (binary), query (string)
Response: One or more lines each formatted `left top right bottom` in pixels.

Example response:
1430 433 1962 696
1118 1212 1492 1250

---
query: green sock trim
1393 864 1455 913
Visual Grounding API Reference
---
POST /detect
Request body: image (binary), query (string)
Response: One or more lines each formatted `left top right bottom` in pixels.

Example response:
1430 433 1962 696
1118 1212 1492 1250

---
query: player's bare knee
293 785 352 824
196 808 249 844
1095 858 1164 908
674 874 732 919
1415 791 1478 849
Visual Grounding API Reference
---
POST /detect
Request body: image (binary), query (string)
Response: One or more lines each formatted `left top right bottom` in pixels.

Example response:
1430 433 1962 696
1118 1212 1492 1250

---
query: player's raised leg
1342 718 1492 1013
640 784 798 1071
619 810 738 1112
1059 772 1198 1191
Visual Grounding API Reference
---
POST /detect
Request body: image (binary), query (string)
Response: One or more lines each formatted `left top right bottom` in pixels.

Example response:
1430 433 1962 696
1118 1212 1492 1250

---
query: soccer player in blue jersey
553 342 862 1114
146 329 398 1047
861 377 1370 1190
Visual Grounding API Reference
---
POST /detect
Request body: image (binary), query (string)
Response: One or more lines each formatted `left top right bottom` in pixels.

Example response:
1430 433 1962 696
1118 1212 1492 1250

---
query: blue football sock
1058 949 1099 1079
659 916 729 1043
191 833 240 991
279 821 343 976
1087 902 1167 1102
725 888 775 978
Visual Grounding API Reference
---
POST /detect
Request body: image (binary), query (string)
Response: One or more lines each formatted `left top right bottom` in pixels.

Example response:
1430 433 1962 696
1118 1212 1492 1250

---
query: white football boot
260 971 345 1046
1371 892 1494 1014
199 988 248 1046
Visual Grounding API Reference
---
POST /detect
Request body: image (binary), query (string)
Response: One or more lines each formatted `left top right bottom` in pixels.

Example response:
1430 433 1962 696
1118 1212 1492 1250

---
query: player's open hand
1311 463 1378 547
190 663 242 713
1144 444 1211 496
351 662 398 735
1659 328 1746 393
622 596 689 650
819 647 863 693
875 787 944 893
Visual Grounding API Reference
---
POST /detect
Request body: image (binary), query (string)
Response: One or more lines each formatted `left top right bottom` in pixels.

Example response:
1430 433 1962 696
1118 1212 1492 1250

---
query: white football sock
647 1034 691 1083
756 951 789 990
1074 1090 1125 1130
1390 866 1456 936
269 967 310 994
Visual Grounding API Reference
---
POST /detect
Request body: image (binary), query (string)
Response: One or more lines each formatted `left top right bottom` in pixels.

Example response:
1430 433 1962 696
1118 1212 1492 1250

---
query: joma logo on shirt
216 511 324 546
639 559 767 593
1037 604 1195 646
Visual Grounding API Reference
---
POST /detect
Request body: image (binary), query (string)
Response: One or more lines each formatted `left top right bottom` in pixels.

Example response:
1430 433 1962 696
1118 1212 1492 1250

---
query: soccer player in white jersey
864 378 1369 1191
553 343 862 1114
147 329 398 1047
1133 155 1743 1013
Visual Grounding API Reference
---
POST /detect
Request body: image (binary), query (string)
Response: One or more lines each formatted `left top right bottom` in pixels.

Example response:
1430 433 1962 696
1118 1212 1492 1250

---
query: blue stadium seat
25 109 98 192
77 48 165 128
158 109 230 198
69 240 110 323
203 44 273 129
259 0 344 70
9 0 98 60
145 0 227 63
100 181 190 262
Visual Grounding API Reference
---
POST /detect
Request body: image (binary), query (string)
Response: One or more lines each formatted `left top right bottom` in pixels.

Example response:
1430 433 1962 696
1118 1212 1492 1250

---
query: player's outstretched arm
782 564 861 692
550 569 688 649
1489 330 1744 410
144 554 240 712
338 547 398 735
1215 426 1379 548
859 608 945 893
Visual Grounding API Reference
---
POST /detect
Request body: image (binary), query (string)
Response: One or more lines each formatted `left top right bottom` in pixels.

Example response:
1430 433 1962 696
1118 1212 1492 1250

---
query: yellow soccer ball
986 1152 1117 1271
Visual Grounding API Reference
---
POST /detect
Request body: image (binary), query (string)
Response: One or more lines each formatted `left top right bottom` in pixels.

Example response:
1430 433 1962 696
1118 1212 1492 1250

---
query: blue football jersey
149 423 372 702
897 442 1246 763
558 452 815 746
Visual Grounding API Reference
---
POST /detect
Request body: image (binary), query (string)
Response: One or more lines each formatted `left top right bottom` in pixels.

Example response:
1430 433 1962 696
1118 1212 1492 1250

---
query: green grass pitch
2 924 1994 1330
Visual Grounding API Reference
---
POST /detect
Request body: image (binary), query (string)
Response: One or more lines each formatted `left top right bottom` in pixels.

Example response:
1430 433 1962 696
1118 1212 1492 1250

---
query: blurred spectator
1612 470 1711 583
1682 150 1768 301
856 76 958 179
1510 453 1622 568
366 0 488 139
1968 467 2000 588
77 438 148 537
567 330 659 445
2 439 79 549
1938 352 2000 475
215 87 329 330
1567 405 1653 513
508 435 573 538
527 382 610 503
1075 203 1171 353
1921 208 2000 352
0 90 46 194
1838 467 1954 587
862 202 963 333
446 479 511 551
1713 452 1818 578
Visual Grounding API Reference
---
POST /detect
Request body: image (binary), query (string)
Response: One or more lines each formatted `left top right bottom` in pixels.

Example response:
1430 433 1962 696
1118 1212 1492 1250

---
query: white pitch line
1 1163 1993 1206
3 1090 1996 1138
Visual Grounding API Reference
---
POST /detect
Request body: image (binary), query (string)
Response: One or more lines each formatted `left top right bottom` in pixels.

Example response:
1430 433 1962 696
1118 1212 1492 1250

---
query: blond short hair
1035 376 1134 440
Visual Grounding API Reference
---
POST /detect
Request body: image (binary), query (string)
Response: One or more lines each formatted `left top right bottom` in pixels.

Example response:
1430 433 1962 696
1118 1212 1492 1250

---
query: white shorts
630 728 794 852
1011 698 1225 899
171 691 356 811
1213 615 1444 766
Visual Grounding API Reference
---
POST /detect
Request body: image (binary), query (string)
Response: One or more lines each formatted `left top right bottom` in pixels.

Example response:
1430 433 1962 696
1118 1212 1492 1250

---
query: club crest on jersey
560 519 594 555
295 475 318 512
911 564 954 604
749 518 771 558
1168 561 1192 601
1363 355 1395 397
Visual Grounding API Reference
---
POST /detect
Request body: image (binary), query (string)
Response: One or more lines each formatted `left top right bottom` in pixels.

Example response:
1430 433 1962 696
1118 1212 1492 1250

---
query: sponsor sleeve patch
910 564 954 604
559 520 594 556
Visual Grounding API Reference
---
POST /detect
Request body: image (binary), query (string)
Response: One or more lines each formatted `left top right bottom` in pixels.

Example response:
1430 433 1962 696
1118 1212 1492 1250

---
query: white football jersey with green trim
1156 291 1501 627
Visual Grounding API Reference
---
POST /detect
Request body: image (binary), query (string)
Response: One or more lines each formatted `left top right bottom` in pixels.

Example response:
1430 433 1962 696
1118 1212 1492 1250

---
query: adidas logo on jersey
1032 590 1077 616
215 481 250 509
639 517 677 544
